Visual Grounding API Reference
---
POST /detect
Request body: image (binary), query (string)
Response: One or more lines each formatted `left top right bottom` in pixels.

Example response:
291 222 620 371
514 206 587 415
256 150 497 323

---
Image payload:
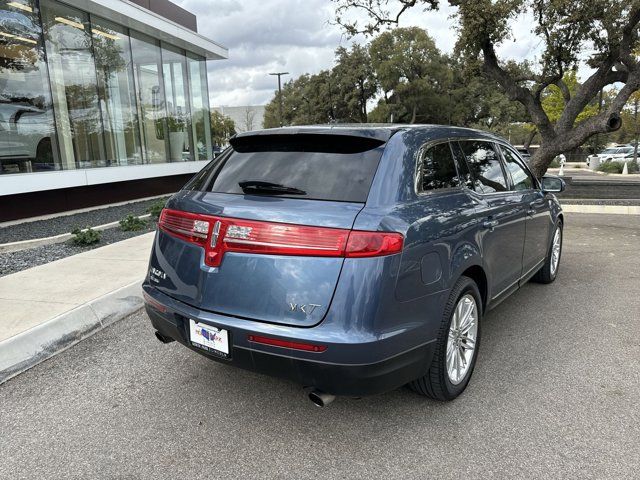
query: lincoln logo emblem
288 303 321 315
210 220 221 247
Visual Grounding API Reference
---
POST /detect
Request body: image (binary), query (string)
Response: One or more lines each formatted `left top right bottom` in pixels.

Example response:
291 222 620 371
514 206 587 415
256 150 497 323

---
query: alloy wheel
446 294 478 385
550 227 562 276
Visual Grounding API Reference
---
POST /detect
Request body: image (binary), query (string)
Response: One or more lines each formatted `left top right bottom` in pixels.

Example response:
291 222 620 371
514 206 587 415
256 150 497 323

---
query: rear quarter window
418 142 461 192
188 134 385 203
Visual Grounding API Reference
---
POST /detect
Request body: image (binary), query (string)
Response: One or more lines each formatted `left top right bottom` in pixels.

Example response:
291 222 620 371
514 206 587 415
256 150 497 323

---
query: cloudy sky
174 0 542 108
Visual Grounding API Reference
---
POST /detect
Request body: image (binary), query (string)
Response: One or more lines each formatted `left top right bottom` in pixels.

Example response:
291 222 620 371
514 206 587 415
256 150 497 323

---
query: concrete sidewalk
0 232 154 383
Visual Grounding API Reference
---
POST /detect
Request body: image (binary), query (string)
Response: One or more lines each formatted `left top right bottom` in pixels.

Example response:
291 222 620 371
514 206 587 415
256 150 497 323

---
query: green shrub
597 162 623 174
147 200 166 219
119 214 148 231
549 158 560 168
71 227 101 246
626 160 639 173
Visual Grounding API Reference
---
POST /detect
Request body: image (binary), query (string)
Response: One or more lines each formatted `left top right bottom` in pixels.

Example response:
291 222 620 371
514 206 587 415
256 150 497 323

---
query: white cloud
174 0 545 107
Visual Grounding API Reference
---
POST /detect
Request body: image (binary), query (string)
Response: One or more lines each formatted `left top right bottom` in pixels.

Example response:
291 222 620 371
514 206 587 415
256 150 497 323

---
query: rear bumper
143 286 435 397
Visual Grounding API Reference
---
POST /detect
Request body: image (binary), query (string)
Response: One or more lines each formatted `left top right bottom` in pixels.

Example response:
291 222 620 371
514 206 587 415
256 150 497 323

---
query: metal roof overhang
59 0 228 60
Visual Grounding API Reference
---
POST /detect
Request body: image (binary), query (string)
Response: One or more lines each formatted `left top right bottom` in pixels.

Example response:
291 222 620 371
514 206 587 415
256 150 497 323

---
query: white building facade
0 0 227 220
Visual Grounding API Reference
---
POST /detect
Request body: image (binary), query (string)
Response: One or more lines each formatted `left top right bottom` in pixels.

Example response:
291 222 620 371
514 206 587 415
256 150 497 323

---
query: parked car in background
624 150 640 162
143 125 565 405
0 103 55 173
587 145 635 169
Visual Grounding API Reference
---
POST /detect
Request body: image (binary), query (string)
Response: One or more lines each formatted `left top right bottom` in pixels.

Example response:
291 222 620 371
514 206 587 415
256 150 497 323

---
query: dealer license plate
189 320 229 358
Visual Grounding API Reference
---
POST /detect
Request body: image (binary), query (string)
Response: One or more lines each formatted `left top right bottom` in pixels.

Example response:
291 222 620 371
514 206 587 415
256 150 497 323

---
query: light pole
269 72 289 127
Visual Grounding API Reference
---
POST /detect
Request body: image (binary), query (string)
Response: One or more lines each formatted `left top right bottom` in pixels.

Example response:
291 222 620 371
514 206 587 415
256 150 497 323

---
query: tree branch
554 78 571 103
481 39 556 141
334 0 434 35
556 6 640 132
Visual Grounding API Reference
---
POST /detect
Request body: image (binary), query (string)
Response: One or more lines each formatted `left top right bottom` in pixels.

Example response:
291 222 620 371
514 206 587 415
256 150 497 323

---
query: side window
450 141 474 190
458 141 508 193
500 146 535 191
418 142 460 192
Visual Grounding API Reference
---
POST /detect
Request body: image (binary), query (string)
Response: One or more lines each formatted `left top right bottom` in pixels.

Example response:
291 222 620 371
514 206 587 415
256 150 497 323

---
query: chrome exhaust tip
308 389 336 408
154 331 175 344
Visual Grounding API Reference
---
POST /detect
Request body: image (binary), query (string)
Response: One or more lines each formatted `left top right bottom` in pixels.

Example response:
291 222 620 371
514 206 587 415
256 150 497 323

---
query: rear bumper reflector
248 334 327 352
158 208 404 267
143 291 167 313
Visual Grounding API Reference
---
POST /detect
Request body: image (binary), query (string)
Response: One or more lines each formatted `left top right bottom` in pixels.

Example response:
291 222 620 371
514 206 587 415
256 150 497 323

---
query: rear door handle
482 220 499 230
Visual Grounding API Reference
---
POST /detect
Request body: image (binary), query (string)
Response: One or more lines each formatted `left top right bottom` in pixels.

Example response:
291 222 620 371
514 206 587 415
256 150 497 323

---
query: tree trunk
523 128 537 150
410 105 417 124
634 98 639 163
529 148 558 179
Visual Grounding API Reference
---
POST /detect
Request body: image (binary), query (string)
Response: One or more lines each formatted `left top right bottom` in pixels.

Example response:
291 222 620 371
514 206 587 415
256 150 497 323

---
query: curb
0 214 152 254
0 279 145 385
561 204 640 215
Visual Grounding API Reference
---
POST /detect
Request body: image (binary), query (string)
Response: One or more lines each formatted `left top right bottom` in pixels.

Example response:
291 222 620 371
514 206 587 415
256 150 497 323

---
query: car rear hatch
150 131 402 327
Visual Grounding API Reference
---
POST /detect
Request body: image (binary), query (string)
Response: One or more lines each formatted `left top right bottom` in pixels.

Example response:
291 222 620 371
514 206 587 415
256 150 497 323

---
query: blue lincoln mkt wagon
143 125 565 406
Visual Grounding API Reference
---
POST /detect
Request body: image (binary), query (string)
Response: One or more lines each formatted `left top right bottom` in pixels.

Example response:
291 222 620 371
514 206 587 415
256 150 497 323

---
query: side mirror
541 175 565 193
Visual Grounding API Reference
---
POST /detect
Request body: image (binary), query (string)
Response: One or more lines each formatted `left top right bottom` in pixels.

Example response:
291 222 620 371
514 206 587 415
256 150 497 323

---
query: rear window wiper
238 180 307 196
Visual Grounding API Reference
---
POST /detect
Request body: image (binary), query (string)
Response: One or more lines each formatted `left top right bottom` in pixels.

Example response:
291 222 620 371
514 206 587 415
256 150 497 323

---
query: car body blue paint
143 124 563 395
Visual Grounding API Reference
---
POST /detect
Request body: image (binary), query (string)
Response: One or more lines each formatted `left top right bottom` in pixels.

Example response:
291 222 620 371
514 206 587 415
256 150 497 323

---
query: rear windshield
187 134 386 203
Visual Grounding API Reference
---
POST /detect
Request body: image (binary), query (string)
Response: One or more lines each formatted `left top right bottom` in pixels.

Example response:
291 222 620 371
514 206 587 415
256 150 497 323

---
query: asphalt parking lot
1 213 639 479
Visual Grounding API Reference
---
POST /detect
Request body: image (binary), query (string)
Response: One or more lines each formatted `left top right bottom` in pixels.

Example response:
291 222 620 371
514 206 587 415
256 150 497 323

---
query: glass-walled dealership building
0 0 227 221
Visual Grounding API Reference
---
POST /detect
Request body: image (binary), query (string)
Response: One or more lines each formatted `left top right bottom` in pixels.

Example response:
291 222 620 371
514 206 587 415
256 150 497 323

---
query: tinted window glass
0 0 60 174
500 146 534 191
419 142 459 191
450 142 474 190
197 135 384 202
458 141 507 193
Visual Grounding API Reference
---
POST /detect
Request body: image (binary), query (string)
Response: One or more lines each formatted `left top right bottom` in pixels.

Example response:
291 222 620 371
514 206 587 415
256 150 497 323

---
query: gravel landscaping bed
0 197 168 244
0 222 156 277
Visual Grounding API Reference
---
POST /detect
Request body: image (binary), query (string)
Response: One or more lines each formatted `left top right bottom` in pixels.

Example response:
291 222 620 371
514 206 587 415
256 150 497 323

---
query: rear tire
409 276 482 401
532 220 563 284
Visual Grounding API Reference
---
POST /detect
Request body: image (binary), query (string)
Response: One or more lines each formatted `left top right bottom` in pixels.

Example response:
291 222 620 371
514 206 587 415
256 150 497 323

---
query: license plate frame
189 319 230 359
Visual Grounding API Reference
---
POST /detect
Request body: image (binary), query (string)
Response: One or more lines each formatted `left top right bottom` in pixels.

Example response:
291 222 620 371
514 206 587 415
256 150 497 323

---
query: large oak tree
334 0 640 177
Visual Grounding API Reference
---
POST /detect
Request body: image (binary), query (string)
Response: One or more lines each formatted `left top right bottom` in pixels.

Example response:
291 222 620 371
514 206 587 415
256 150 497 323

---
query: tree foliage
264 45 378 127
210 110 236 147
541 71 599 125
368 27 449 123
333 45 378 122
333 0 640 177
264 28 526 131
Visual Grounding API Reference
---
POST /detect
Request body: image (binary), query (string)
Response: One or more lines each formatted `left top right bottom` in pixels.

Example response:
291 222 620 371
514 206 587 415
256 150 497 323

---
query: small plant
549 158 560 168
167 116 185 132
119 214 148 231
597 161 623 174
147 199 166 219
71 227 101 246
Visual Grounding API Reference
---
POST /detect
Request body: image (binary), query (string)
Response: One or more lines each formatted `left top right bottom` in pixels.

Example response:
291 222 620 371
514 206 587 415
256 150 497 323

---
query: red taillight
158 209 210 246
248 334 327 352
158 208 404 267
220 217 349 257
345 231 404 257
